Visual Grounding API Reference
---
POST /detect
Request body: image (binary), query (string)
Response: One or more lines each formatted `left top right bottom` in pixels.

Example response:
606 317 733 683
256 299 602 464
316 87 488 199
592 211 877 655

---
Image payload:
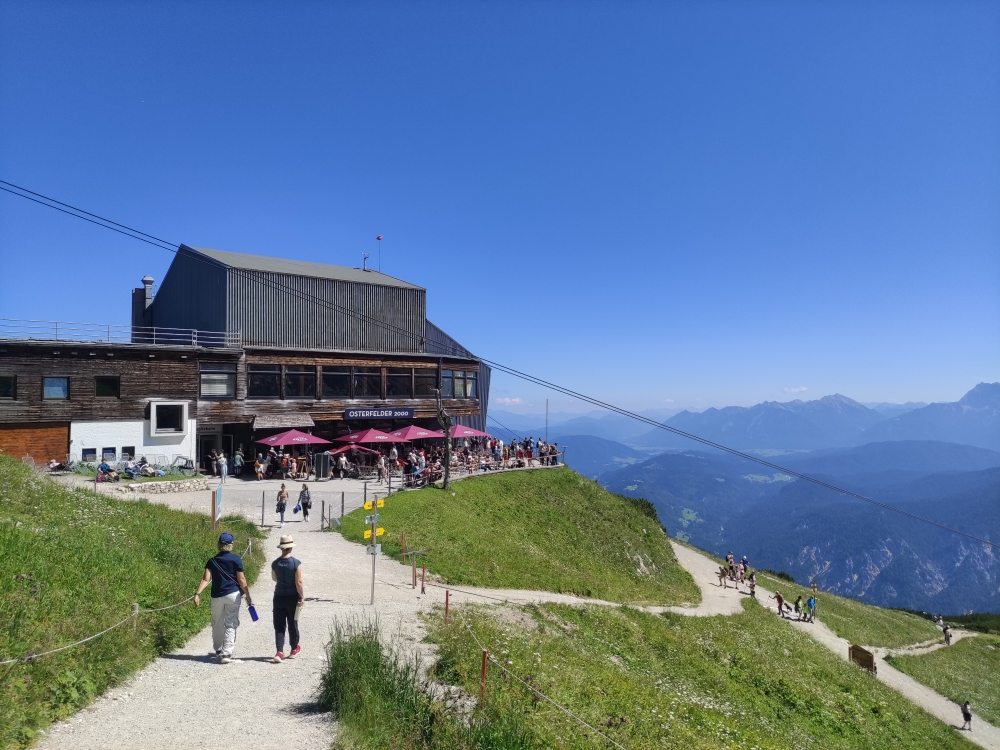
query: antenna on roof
362 252 370 271
376 235 382 272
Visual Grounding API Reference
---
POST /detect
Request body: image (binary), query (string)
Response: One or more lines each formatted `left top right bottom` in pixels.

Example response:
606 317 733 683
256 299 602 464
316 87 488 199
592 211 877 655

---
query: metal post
364 482 367 508
370 550 376 606
480 649 488 706
445 589 450 623
321 500 325 530
261 491 265 527
132 602 139 631
412 554 417 589
341 491 345 519
211 490 217 530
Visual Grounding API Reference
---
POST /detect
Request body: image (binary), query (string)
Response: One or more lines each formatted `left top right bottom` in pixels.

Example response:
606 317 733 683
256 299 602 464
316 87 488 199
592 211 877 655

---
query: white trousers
210 591 242 656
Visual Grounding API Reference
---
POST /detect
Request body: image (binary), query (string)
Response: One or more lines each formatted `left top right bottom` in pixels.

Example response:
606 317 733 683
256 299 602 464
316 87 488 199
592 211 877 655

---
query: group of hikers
716 551 817 622
194 531 303 665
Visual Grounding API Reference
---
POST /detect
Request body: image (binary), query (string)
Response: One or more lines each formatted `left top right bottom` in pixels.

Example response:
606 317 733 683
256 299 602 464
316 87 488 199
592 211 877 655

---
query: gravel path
34 481 998 749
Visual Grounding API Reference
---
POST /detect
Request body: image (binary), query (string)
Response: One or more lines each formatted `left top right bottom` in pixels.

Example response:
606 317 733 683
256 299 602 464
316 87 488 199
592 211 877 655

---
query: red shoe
288 646 301 659
271 652 284 663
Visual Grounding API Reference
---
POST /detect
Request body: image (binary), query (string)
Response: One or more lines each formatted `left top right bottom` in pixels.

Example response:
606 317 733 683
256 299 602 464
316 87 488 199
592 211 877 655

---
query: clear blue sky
1 1 997 413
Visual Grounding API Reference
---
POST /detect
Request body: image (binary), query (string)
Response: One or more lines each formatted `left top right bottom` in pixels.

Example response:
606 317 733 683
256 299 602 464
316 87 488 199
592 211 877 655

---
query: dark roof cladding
185 246 424 291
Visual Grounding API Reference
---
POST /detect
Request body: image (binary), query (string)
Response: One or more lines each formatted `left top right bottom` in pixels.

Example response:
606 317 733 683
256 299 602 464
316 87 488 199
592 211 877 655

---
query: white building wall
69 419 197 463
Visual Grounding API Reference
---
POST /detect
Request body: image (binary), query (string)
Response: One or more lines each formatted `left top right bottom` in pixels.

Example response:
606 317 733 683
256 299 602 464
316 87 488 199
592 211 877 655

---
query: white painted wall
69 419 197 462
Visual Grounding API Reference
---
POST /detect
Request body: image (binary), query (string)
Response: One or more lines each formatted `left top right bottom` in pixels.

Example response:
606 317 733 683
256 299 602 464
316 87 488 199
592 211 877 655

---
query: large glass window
200 362 236 399
284 365 316 399
386 368 412 398
248 364 281 399
441 370 477 398
441 370 454 398
95 376 121 399
465 371 478 399
0 376 15 399
152 403 185 433
43 377 69 400
322 367 350 398
414 369 436 398
353 367 382 399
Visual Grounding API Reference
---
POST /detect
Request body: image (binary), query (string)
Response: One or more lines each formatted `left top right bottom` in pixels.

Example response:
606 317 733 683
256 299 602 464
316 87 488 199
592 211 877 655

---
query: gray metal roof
184 246 423 290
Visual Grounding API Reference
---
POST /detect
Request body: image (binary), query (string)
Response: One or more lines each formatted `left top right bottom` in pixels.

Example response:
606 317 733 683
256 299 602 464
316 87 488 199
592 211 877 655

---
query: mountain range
633 383 1000 452
598 440 1000 613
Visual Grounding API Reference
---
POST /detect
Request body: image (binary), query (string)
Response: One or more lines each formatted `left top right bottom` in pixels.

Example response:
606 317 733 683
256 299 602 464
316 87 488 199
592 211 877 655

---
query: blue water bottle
248 604 259 622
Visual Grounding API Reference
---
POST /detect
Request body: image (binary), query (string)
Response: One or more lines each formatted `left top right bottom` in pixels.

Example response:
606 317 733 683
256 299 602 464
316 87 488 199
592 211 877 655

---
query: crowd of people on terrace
205 434 561 487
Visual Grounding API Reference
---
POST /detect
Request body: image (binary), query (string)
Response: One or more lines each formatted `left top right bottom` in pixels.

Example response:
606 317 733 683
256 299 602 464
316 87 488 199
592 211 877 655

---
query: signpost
366 500 389 605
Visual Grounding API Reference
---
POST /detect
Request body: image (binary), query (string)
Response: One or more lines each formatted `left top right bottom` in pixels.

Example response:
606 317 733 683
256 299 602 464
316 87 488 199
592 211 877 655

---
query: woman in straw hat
270 534 304 663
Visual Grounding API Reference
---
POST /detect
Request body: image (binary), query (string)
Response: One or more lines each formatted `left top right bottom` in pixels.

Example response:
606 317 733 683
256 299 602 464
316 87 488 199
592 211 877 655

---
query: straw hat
277 535 295 549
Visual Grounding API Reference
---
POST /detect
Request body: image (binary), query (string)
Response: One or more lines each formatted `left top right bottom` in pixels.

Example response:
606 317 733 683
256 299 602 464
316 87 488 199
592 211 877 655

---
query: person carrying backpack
270 535 304 663
193 532 253 664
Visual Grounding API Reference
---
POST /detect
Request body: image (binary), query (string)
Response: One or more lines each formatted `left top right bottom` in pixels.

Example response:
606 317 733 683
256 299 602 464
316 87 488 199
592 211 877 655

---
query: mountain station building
0 245 489 469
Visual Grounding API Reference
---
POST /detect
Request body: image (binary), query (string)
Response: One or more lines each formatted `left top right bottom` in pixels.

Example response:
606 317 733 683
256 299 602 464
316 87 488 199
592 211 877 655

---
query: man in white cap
194 531 252 663
270 535 304 663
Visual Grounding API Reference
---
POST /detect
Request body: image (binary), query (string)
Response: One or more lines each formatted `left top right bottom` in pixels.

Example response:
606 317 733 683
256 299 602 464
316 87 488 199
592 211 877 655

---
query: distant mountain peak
959 382 1000 409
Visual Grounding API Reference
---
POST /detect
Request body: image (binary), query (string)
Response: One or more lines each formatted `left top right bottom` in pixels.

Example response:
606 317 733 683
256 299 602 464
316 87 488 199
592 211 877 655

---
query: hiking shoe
219 656 234 664
288 646 301 659
271 652 284 663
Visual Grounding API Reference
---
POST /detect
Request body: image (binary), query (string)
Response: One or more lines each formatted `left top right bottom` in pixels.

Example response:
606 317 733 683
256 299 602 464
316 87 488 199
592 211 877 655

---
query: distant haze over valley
495 384 1000 614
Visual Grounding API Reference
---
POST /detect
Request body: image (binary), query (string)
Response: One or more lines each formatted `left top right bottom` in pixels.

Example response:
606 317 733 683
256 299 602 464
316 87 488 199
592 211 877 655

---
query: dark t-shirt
207 552 244 597
271 556 301 597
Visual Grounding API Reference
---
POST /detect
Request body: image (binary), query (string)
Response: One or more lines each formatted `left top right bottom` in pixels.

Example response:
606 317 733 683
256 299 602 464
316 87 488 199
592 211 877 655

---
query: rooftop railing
0 318 242 348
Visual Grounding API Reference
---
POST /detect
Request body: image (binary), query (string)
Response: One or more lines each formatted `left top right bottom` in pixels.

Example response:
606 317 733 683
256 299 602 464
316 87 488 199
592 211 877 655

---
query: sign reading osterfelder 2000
344 408 415 420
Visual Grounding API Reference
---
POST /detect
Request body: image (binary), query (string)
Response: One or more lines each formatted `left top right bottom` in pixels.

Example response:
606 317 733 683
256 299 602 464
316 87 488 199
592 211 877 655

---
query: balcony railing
0 318 242 348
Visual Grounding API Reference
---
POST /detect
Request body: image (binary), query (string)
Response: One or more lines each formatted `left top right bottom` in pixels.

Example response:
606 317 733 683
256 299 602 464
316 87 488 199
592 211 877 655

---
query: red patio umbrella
254 429 332 447
450 425 490 438
389 425 445 440
334 428 409 444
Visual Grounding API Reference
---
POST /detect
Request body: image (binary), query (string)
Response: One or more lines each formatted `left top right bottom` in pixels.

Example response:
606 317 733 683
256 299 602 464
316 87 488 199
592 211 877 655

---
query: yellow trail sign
364 527 386 539
363 499 386 511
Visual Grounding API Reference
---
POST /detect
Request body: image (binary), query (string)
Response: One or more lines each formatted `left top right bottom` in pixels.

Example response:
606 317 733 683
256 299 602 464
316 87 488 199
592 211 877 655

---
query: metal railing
0 318 241 348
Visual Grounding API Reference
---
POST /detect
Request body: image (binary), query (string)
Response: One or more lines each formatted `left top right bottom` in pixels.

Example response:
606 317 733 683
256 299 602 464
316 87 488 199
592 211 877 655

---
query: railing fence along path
0 317 241 348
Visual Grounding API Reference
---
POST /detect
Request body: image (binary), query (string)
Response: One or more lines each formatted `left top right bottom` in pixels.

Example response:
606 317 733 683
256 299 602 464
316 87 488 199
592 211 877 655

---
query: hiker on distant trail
793 596 804 620
771 591 786 618
276 484 289 528
960 701 973 731
270 535 304 663
299 483 311 522
717 566 729 588
194 532 253 664
943 625 953 646
727 552 735 580
748 572 757 599
806 595 816 622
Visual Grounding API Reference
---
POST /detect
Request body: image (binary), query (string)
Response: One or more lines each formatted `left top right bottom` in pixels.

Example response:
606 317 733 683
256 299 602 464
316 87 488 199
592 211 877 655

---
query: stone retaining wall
109 478 210 495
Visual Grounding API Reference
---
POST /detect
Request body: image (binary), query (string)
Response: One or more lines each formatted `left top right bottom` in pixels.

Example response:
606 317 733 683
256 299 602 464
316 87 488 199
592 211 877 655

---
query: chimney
142 276 155 308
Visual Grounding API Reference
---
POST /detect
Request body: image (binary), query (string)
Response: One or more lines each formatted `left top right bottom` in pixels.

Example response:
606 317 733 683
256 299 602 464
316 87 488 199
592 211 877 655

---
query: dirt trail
33 482 999 749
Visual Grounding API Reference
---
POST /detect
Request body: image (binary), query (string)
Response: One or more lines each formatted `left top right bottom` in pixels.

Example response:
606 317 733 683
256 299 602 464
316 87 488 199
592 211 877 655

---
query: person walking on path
794 595 804 620
748 572 757 599
276 484 289 528
298 483 311 522
962 701 973 731
218 451 228 483
193 532 253 664
271 535 304 663
806 595 816 623
771 591 787 618
233 450 244 477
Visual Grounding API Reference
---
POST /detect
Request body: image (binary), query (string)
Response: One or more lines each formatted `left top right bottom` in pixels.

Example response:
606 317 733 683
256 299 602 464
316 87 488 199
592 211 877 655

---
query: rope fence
1 539 253 667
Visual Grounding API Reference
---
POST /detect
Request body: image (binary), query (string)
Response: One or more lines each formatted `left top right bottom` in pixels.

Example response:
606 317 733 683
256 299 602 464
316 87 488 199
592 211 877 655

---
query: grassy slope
0 454 265 749
754 571 941 648
339 468 699 605
428 601 977 750
889 635 1000 726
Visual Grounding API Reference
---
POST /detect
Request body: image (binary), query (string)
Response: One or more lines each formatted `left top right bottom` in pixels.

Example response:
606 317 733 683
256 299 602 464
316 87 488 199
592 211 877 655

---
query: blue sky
1 1 997 413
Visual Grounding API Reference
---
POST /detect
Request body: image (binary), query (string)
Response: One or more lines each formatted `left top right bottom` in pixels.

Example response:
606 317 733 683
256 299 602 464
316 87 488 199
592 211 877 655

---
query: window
82 448 97 462
248 364 281 399
465 371 478 398
414 369 437 398
284 365 316 399
441 370 477 399
151 402 187 434
0 375 14 399
95 376 120 399
353 367 382 399
43 377 69 400
200 362 236 399
322 367 350 398
102 447 117 461
386 368 412 398
441 369 454 398
122 446 136 460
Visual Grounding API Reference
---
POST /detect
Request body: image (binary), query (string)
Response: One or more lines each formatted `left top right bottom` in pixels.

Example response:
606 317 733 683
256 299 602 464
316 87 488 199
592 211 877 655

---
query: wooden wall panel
0 423 69 463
